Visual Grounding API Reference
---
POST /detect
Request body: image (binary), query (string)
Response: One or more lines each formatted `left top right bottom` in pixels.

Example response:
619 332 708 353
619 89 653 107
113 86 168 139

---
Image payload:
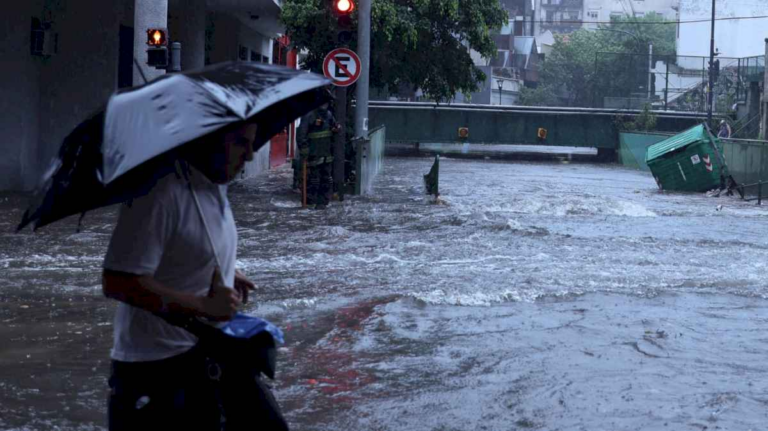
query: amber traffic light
146 28 167 47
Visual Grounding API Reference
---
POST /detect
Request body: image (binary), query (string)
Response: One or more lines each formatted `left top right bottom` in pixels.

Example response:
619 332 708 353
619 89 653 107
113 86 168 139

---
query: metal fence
721 138 768 198
354 125 386 195
593 53 764 114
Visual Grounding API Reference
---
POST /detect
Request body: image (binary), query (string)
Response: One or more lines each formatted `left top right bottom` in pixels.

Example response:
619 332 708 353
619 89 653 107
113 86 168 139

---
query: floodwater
2 155 768 430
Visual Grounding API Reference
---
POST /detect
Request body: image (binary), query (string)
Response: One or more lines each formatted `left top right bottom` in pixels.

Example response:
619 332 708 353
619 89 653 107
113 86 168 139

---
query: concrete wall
207 13 273 65
206 12 274 178
0 0 43 190
678 0 768 61
37 0 134 170
0 0 133 191
169 0 206 71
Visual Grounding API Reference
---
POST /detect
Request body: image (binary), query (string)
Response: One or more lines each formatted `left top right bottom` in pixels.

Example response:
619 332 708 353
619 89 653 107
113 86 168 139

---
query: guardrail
369 101 717 120
721 138 768 194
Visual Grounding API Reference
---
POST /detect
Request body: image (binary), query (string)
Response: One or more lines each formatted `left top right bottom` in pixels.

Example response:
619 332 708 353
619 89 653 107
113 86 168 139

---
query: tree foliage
522 13 677 107
614 104 658 132
281 0 507 101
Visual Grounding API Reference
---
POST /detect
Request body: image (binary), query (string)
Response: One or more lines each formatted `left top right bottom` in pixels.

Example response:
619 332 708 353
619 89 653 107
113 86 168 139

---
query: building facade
677 0 768 60
534 0 584 35
582 0 679 30
1 0 288 192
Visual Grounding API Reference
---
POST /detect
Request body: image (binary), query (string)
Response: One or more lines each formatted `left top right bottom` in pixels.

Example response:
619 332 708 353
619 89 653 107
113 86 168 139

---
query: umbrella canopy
18 62 332 231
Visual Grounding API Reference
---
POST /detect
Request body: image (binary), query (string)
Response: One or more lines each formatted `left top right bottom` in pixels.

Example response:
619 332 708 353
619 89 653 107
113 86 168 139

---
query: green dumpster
645 124 728 192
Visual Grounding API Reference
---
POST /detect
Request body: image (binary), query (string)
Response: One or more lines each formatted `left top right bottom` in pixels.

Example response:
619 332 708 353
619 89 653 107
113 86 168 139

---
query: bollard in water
424 155 439 197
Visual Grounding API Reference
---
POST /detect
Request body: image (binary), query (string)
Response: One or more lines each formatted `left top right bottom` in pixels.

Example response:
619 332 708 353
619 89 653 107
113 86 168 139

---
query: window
587 11 599 20
634 12 645 18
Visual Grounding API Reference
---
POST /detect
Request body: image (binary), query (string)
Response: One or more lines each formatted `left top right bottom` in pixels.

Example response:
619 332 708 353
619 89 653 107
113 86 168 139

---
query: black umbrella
18 62 332 231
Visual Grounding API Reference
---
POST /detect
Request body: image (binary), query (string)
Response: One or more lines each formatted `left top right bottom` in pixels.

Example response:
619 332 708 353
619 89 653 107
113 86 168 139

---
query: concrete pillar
134 0 168 84
0 0 42 191
168 0 206 71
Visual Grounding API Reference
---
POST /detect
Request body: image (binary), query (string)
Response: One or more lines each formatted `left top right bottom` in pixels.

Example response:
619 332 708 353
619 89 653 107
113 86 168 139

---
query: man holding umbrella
18 62 332 430
102 123 259 430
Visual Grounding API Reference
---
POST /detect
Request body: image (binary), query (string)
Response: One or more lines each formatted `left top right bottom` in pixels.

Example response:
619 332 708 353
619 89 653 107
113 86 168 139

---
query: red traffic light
146 29 167 47
335 0 354 14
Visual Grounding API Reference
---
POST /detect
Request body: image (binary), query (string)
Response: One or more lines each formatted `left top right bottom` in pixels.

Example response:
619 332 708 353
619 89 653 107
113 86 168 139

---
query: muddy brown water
2 156 768 430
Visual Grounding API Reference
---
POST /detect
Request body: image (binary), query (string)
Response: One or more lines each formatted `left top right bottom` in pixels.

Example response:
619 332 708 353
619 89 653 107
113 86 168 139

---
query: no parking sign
323 48 361 87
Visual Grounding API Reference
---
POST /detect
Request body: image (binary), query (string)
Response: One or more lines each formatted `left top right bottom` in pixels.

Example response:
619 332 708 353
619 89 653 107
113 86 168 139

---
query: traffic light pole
333 86 347 199
354 0 370 138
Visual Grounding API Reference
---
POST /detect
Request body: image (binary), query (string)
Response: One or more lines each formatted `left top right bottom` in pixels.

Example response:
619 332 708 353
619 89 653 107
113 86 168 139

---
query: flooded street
3 155 768 430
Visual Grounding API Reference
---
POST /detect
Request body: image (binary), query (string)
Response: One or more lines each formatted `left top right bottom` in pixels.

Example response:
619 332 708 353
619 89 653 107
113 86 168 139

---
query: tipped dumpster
645 124 729 193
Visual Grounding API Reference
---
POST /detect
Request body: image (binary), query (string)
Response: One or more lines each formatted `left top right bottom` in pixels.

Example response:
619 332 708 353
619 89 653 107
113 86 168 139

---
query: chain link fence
592 53 764 116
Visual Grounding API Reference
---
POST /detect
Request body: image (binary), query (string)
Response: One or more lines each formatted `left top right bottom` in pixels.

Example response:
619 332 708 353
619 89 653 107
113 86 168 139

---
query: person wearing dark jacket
297 104 339 209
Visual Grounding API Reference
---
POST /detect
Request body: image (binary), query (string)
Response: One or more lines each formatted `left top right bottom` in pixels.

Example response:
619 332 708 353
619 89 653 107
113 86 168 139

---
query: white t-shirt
103 165 237 362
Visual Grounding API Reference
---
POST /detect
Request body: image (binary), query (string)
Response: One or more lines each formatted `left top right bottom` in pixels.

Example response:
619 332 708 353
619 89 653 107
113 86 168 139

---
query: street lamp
497 79 504 105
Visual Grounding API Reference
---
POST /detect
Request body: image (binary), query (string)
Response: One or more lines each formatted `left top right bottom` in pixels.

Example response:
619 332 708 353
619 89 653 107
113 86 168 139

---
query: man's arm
102 269 240 321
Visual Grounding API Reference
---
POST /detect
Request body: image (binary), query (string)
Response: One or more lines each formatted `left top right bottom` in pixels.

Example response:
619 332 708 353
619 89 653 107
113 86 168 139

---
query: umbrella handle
302 160 308 208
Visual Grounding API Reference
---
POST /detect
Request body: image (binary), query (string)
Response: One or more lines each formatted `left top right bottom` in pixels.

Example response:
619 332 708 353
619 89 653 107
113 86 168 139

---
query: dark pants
308 161 332 206
108 346 222 431
291 158 302 190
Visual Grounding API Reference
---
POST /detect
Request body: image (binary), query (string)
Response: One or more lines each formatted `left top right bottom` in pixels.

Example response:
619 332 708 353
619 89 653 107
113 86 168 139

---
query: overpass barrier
354 125 386 195
369 101 709 150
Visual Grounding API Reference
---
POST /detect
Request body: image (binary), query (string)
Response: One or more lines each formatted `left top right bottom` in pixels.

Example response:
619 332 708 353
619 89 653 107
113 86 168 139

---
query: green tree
609 13 677 57
525 12 677 107
281 0 507 102
519 84 560 107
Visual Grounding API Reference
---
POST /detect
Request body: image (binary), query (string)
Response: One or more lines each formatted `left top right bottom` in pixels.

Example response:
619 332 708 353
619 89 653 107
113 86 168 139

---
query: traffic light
713 59 720 81
146 28 168 68
334 0 355 14
331 0 355 45
147 29 167 47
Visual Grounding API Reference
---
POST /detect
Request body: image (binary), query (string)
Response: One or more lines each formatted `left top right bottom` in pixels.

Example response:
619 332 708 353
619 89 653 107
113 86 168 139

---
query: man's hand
199 267 241 321
332 124 341 133
234 269 256 305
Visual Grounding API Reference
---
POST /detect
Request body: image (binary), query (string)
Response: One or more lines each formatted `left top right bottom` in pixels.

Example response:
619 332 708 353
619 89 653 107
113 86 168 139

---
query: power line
539 15 768 26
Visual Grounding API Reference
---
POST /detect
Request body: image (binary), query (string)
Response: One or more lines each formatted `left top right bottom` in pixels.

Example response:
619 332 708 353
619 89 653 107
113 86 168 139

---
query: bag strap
156 161 224 335
178 161 224 276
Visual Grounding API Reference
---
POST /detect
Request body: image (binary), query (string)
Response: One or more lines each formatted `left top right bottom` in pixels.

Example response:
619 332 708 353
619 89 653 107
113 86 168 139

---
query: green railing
354 126 386 195
721 138 768 197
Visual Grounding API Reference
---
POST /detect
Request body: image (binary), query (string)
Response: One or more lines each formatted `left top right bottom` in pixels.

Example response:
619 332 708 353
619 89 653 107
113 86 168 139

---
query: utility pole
707 0 716 123
354 0 370 138
761 38 768 140
648 42 653 101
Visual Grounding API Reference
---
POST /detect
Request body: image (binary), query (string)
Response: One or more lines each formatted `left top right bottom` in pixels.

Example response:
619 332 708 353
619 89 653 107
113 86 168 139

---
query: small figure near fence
718 120 732 139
